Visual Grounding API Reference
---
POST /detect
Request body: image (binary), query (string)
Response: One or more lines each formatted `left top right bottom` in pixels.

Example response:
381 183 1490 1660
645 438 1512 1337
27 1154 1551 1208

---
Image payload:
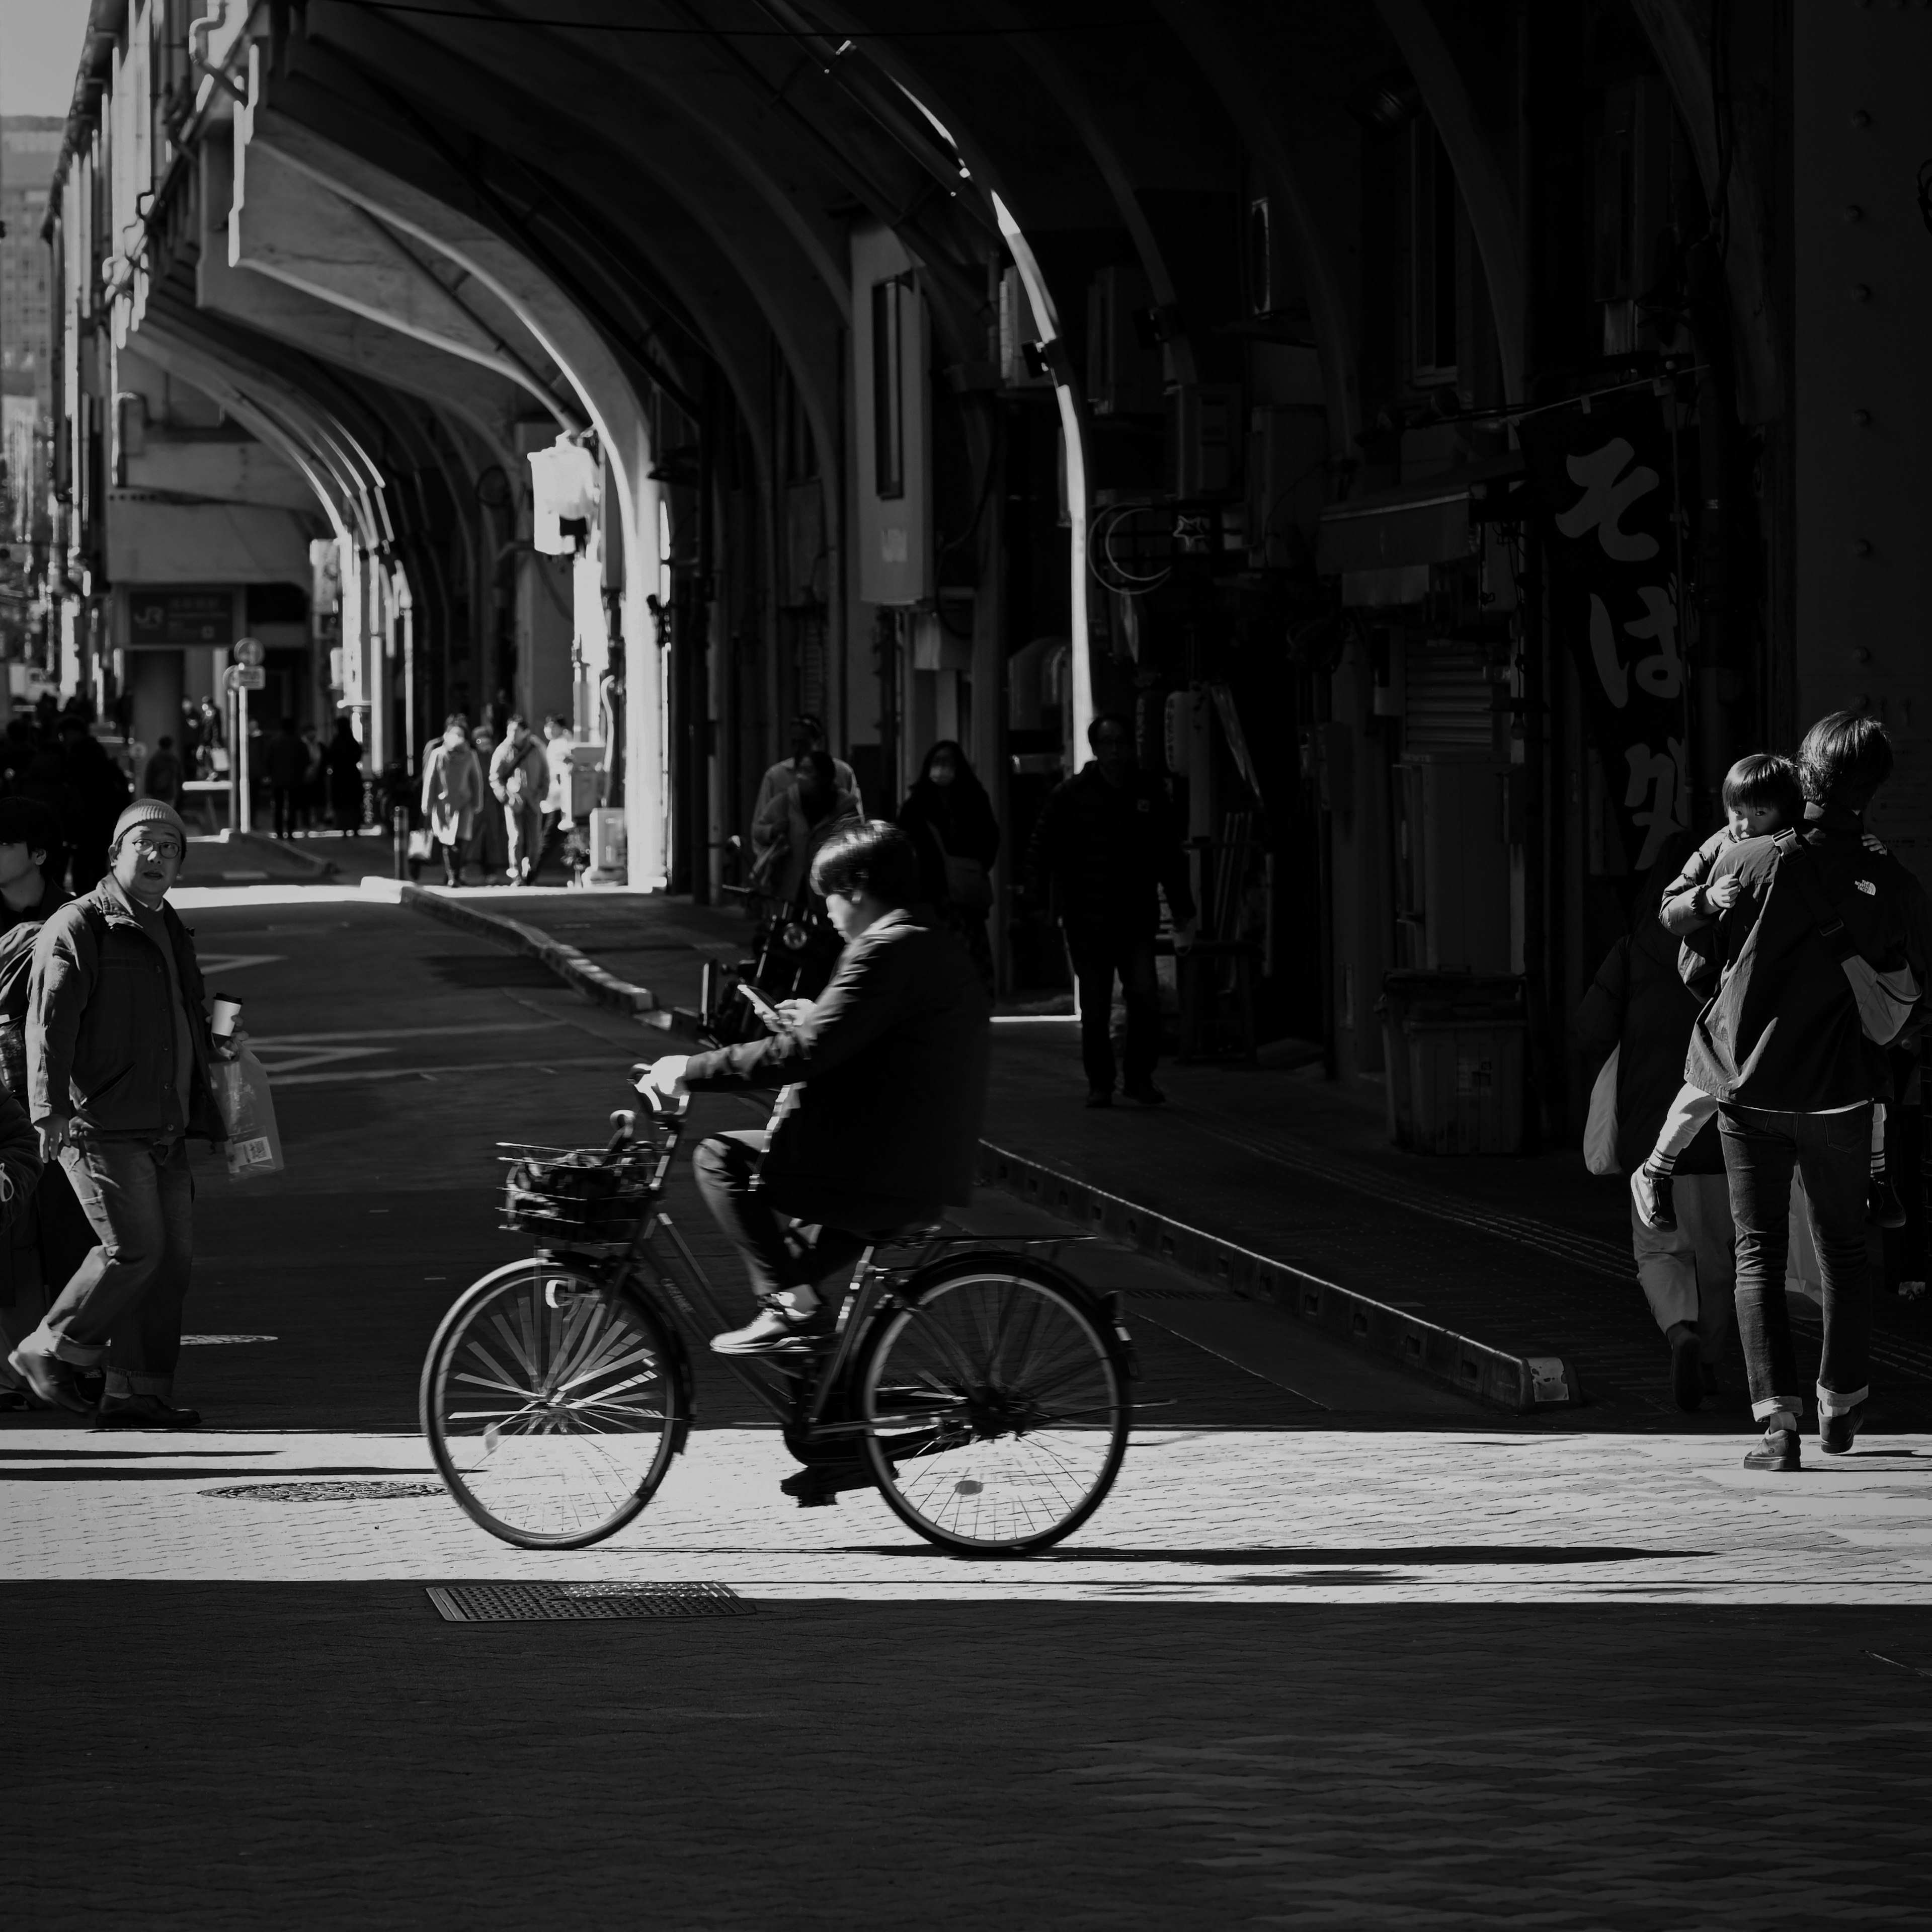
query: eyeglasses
126 834 183 858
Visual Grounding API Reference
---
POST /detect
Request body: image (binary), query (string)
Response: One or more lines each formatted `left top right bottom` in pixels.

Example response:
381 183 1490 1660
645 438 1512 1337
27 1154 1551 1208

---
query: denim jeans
1717 1103 1871 1423
1064 923 1160 1094
26 1135 195 1398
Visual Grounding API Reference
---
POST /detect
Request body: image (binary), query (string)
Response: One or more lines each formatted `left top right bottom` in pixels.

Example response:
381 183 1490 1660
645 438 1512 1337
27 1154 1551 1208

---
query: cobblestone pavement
9 890 1932 1927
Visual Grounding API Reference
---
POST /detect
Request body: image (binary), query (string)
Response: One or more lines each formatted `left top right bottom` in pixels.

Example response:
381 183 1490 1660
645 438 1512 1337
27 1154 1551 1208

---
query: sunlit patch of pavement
7 1426 1932 1602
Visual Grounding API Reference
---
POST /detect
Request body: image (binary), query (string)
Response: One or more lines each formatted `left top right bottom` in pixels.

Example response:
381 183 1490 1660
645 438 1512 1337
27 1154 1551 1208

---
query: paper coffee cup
211 996 243 1039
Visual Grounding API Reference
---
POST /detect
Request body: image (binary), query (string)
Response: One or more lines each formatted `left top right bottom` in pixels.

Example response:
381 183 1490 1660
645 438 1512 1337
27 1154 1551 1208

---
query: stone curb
360 875 660 1016
976 1141 1581 1416
215 828 340 879
361 874 1581 1413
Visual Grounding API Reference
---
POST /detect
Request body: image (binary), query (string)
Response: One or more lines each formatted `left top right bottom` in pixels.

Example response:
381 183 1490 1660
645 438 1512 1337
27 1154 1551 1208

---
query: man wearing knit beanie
5 792 225 1427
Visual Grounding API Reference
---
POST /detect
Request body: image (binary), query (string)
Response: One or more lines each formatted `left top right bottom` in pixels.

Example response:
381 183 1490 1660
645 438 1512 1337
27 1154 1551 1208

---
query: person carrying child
1631 751 1903 1236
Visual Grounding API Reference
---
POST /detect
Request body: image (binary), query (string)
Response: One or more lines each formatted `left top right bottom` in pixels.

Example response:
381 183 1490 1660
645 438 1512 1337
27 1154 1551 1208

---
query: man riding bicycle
636 821 991 1354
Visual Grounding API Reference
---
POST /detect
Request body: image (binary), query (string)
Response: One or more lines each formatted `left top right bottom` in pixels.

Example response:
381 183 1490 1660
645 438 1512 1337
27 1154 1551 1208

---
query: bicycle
419 1080 1137 1557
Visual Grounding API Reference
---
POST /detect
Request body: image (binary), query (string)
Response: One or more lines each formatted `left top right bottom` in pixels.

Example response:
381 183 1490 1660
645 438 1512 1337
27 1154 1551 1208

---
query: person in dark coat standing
898 739 999 992
264 718 309 841
1576 836 1735 1413
60 721 131 892
637 822 990 1357
1025 711 1196 1107
326 718 365 834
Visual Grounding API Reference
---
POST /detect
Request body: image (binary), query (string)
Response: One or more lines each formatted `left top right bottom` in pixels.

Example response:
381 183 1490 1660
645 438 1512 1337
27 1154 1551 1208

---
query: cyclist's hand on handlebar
634 1055 691 1106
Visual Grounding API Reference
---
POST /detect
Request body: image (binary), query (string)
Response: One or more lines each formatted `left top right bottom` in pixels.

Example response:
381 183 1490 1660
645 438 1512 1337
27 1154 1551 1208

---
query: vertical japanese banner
1520 391 1689 875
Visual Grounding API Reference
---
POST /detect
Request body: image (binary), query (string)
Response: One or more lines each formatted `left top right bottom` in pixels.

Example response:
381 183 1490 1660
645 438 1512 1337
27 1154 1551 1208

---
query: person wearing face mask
898 739 999 990
420 715 484 888
749 749 858 906
5 800 230 1427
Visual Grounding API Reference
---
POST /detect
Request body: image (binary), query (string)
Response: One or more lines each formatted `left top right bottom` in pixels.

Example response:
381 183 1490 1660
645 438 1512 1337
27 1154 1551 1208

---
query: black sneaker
1743 1425 1801 1472
1869 1174 1907 1229
1121 1084 1167 1106
92 1394 202 1430
1630 1165 1675 1231
1819 1400 1866 1456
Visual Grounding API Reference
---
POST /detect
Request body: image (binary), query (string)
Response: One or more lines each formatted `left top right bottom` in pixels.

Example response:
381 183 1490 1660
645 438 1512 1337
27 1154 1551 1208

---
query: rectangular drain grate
426 1582 753 1622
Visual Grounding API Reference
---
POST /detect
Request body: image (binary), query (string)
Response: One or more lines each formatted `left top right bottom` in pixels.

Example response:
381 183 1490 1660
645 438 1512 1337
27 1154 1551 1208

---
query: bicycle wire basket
499 1141 657 1251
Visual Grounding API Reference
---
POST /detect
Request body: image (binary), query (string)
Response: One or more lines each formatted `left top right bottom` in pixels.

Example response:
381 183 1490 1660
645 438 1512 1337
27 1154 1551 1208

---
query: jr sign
1521 391 1689 876
128 588 234 648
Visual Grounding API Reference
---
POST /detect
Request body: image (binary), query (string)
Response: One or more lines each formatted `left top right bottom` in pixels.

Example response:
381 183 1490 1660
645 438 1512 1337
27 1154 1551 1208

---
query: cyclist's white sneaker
711 1303 822 1355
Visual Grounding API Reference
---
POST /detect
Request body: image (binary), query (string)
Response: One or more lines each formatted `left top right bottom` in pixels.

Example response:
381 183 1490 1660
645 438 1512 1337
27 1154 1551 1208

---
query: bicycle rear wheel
857 1255 1129 1556
421 1260 687 1550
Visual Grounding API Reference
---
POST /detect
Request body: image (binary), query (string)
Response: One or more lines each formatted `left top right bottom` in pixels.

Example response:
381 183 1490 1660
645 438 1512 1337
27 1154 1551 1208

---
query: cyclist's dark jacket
1024 761 1195 934
681 908 989 1212
1683 803 1932 1109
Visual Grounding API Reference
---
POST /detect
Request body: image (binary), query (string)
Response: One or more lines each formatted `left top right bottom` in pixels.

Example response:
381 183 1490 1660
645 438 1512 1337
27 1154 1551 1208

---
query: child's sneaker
1869 1173 1907 1229
1631 1164 1676 1231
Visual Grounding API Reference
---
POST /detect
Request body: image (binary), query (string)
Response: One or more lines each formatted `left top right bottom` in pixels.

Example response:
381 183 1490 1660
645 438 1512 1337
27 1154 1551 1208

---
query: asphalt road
7 887 1932 1928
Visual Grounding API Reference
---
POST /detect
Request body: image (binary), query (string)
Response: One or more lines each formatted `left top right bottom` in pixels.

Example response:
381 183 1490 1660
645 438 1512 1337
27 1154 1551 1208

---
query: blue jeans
27 1136 195 1398
1065 924 1160 1094
1718 1104 1871 1423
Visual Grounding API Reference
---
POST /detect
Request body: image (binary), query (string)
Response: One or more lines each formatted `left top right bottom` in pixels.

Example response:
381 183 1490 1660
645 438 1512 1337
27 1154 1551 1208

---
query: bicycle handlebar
629 1065 692 1120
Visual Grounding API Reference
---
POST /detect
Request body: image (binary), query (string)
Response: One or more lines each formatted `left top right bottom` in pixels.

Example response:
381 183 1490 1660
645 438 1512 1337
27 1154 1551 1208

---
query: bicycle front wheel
421 1260 687 1550
857 1256 1129 1556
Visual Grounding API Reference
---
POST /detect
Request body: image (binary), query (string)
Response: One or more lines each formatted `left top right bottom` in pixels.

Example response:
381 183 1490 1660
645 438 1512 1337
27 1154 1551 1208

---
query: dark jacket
1576 920 1723 1176
898 781 1000 908
1658 825 1742 936
681 908 990 1213
265 731 308 789
1684 804 1932 1110
1024 761 1196 933
28 877 223 1141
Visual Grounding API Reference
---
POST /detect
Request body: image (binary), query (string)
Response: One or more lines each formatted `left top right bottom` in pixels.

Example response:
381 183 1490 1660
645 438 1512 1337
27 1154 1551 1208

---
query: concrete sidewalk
334 870 1932 1425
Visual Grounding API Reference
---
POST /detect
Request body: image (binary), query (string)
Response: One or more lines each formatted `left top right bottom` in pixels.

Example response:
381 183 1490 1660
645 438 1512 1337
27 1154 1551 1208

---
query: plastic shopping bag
211 1044 285 1181
1582 1045 1620 1176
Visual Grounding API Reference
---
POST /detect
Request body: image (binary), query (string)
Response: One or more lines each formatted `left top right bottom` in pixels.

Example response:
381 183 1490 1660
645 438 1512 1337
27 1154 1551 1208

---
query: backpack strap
1773 831 1856 962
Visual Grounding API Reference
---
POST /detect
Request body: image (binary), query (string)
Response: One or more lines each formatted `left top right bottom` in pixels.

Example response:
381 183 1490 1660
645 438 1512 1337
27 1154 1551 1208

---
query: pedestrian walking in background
753 713 862 824
326 718 365 834
142 736 184 810
751 749 858 905
1687 712 1932 1471
298 724 325 829
0 798 91 1412
6 800 227 1428
538 713 574 880
421 716 482 888
264 717 308 842
61 720 131 891
898 739 999 990
1578 836 1735 1411
470 725 509 883
490 714 549 886
1025 711 1197 1108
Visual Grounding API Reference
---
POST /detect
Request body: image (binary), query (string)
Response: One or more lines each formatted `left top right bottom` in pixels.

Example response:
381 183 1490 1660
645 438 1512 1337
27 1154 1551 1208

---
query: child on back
1632 752 1902 1232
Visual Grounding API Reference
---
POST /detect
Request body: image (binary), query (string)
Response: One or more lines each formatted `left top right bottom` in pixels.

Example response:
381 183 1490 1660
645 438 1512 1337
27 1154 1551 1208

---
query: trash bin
1378 971 1527 1155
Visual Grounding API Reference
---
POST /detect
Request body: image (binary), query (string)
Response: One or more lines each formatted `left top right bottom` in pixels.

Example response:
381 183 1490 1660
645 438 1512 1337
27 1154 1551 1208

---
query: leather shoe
92 1393 202 1429
1630 1165 1676 1231
1819 1400 1866 1456
1668 1325 1702 1412
7 1346 95 1416
1743 1425 1801 1472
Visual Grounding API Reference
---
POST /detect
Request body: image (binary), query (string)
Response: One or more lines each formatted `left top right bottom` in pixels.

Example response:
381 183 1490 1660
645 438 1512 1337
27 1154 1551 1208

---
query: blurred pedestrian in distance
176 700 202 777
0 718 35 791
898 739 999 990
1025 711 1197 1108
264 717 308 842
197 696 223 754
60 719 131 892
326 717 365 834
143 736 184 811
470 725 508 883
0 797 88 1411
421 715 483 888
1578 836 1735 1412
490 712 549 886
1689 712 1932 1471
538 713 574 881
7 800 227 1428
751 749 858 905
33 692 58 741
753 713 861 824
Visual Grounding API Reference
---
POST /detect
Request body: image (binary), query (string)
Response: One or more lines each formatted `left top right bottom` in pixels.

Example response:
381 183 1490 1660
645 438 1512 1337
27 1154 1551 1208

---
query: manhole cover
181 1334 278 1345
426 1582 753 1622
204 1481 445 1500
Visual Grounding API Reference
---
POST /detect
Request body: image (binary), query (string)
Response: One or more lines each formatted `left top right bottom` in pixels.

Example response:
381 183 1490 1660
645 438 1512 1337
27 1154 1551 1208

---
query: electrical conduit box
852 224 932 606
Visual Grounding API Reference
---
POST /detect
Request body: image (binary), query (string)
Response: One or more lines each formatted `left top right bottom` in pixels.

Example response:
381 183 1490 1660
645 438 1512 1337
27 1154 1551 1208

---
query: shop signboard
128 587 234 648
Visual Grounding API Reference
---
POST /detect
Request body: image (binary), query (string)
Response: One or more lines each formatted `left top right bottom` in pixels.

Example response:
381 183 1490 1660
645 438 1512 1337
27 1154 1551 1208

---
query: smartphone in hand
737 983 785 1033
